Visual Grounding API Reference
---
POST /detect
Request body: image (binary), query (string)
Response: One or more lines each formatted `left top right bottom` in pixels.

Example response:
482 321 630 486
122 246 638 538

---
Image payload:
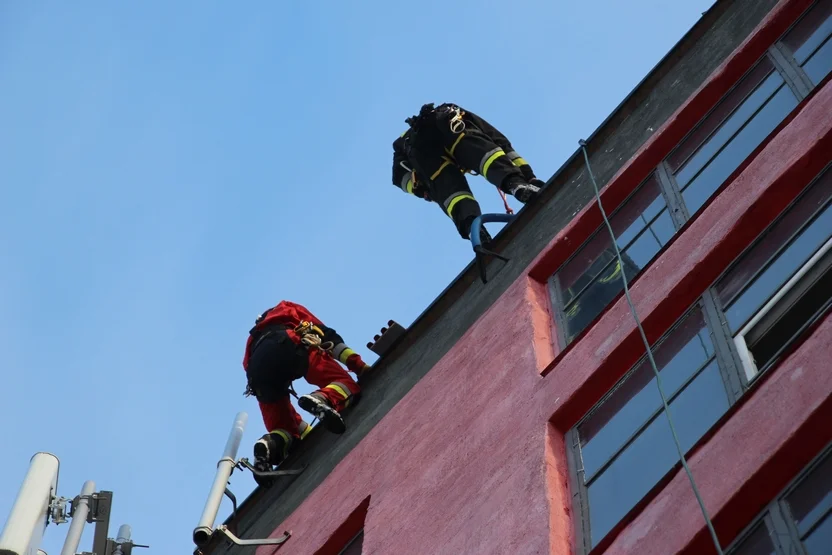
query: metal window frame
724 442 832 555
565 427 592 554
767 44 814 97
734 236 832 380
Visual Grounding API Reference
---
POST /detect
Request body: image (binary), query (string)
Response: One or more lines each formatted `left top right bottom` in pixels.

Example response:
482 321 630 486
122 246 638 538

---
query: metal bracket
470 213 516 283
217 526 291 547
236 457 306 478
223 487 238 534
50 496 70 525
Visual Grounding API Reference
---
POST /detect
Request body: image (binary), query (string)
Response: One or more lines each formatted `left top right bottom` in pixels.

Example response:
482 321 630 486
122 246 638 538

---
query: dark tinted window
554 174 671 343
787 453 832 550
781 0 832 84
577 308 728 546
674 71 798 216
725 449 832 555
716 170 832 332
729 523 777 555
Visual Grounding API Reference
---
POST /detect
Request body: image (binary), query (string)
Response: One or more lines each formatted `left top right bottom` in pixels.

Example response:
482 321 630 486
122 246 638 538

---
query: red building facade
203 0 832 553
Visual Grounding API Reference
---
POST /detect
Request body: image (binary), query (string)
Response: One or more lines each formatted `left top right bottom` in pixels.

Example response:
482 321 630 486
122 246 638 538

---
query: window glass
729 523 777 555
786 452 832 538
803 35 832 84
667 59 776 174
558 174 666 307
679 79 799 216
803 516 832 554
781 0 832 63
586 360 728 546
720 195 832 332
577 308 728 547
716 171 832 308
578 309 714 478
555 175 672 344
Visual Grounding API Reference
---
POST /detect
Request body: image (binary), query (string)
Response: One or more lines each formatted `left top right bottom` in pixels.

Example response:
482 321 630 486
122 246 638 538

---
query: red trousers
259 348 360 438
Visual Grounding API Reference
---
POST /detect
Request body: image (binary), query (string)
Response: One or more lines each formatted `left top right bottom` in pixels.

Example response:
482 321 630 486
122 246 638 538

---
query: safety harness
404 103 513 215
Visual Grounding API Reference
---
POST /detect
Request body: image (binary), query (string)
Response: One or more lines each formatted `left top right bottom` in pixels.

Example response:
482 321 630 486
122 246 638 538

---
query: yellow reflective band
566 302 580 318
482 150 505 178
430 160 451 181
598 261 622 283
299 422 312 440
511 157 528 167
338 347 356 364
400 130 407 137
448 132 466 157
325 383 350 399
406 179 414 194
269 429 293 457
446 194 476 217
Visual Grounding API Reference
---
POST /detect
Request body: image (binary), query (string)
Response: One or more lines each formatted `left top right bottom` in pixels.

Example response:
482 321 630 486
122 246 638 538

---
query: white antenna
1 456 148 555
59 480 95 555
0 452 59 555
193 411 248 546
192 411 301 552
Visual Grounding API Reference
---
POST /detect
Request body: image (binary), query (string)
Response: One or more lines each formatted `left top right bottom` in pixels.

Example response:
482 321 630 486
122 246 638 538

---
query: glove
412 177 432 202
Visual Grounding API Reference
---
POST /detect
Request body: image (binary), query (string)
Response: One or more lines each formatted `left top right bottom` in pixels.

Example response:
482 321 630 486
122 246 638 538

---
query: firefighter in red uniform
392 102 544 243
243 300 370 469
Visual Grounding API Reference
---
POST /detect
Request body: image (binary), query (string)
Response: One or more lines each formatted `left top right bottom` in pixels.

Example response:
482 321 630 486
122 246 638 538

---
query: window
715 168 832 380
779 0 832 86
567 165 832 552
550 0 831 348
727 444 832 554
551 173 672 343
666 58 799 217
571 307 729 547
338 530 364 555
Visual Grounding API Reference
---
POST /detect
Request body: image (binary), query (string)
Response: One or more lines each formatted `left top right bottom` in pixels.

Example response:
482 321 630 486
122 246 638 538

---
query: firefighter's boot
462 216 494 248
252 432 289 487
509 181 541 204
299 393 346 434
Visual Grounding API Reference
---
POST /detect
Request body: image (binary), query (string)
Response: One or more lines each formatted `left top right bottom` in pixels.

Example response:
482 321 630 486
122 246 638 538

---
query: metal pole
193 412 248 547
112 525 131 555
60 480 96 555
0 453 60 555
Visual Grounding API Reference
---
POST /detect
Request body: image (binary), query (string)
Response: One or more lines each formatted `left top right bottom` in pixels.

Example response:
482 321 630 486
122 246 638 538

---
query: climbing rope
497 188 514 215
579 139 724 555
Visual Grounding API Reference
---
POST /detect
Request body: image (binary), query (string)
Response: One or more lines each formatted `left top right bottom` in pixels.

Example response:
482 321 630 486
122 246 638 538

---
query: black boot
252 432 289 487
509 181 541 203
299 393 346 434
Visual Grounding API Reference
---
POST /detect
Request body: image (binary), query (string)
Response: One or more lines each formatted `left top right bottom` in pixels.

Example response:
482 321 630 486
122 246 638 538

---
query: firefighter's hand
412 181 431 202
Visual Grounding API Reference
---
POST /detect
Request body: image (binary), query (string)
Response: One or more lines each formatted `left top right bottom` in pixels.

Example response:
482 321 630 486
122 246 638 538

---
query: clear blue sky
0 1 715 552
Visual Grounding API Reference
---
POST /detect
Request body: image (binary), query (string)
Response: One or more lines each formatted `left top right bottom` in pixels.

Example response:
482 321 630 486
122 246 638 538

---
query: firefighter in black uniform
392 103 545 242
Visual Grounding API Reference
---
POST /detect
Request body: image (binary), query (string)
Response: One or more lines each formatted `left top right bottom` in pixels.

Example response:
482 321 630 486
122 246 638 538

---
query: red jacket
243 300 367 374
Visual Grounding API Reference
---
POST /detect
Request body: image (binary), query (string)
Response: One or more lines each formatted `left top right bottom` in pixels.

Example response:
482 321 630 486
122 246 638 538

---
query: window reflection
577 308 727 547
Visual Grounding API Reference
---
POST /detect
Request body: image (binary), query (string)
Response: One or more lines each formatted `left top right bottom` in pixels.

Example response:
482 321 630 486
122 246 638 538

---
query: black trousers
246 330 308 403
408 105 526 238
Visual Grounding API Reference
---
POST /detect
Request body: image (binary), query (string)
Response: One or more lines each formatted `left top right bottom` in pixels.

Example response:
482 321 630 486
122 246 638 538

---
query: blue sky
0 1 715 552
